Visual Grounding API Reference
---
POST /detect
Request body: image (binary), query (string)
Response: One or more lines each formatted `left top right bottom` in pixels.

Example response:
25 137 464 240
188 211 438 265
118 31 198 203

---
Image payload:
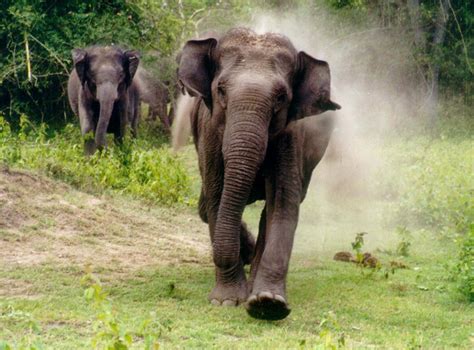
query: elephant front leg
202 193 253 306
246 139 300 320
115 99 128 144
78 101 96 155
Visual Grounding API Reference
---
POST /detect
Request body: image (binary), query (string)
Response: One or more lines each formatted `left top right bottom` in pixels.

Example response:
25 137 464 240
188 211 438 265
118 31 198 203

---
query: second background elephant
135 66 173 132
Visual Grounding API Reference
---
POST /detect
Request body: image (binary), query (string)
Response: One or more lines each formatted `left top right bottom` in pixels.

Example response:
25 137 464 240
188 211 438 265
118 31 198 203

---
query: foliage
323 0 473 97
0 305 44 349
453 228 474 302
0 0 250 124
82 269 160 349
0 0 144 123
351 231 367 263
381 134 473 235
395 226 412 257
315 311 346 349
0 115 194 206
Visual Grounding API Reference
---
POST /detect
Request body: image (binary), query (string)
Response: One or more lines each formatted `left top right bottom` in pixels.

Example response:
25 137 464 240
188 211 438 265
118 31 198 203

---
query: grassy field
0 119 473 349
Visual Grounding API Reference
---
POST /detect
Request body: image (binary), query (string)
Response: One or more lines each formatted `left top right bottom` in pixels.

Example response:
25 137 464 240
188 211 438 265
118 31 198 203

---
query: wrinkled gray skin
178 28 340 320
135 66 172 131
67 46 140 154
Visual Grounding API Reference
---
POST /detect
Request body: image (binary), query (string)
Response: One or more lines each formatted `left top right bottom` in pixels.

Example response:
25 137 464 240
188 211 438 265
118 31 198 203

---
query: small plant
351 232 367 264
453 228 474 302
0 116 196 206
82 268 160 349
396 226 412 257
0 305 44 349
316 311 346 349
0 342 11 350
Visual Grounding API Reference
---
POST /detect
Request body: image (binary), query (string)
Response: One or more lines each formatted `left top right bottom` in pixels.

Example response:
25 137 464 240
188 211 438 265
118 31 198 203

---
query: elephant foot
208 280 248 307
245 292 291 320
84 139 96 156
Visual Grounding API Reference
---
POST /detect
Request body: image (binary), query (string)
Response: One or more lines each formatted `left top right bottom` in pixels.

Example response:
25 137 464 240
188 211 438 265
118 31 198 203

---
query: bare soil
0 167 210 277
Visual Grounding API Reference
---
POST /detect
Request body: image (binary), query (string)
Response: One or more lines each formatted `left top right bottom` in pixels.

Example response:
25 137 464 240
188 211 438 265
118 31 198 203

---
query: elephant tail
171 92 195 152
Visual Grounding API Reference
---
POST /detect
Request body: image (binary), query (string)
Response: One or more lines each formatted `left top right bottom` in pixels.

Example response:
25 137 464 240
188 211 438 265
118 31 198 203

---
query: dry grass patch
0 167 210 273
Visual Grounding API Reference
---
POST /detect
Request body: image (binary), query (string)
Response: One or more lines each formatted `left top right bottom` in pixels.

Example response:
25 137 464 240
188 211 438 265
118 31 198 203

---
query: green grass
0 235 472 349
0 115 473 348
0 115 194 206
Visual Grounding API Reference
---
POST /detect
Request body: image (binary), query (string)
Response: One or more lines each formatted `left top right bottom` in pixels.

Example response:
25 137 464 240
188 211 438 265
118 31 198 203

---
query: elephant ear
72 49 88 86
123 50 140 86
177 38 217 109
290 51 341 120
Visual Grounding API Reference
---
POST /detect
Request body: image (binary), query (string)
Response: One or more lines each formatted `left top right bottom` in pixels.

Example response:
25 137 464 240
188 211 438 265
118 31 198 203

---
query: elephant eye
217 84 227 108
118 82 125 93
87 81 96 94
217 85 226 98
274 92 287 112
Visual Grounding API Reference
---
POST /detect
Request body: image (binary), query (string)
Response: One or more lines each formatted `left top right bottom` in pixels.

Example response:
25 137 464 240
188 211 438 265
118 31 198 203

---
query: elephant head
72 46 139 149
178 28 340 269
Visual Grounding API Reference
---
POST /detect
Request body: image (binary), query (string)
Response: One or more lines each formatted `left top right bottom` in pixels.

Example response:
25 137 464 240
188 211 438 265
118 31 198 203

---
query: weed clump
82 269 161 349
382 137 473 235
0 115 195 206
453 230 474 302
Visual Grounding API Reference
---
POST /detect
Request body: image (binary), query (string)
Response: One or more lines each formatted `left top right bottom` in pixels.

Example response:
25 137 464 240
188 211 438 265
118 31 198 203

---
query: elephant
135 66 172 131
67 45 140 154
175 28 340 320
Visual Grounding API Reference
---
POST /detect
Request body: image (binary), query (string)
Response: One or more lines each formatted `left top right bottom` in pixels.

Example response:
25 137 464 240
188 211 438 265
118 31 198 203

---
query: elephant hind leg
147 105 156 121
158 103 171 132
131 111 139 138
200 190 254 264
240 222 255 265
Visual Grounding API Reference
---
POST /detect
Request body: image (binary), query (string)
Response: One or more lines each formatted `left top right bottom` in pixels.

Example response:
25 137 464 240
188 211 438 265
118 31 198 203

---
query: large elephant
135 66 172 131
175 28 340 320
67 46 140 154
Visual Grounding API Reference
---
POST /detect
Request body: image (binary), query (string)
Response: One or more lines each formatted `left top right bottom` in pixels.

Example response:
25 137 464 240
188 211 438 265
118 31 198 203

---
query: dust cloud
245 5 422 256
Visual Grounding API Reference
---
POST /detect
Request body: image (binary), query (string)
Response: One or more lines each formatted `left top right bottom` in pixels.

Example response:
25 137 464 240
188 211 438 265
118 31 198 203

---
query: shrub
382 135 473 235
454 228 474 302
0 115 195 206
0 1 250 125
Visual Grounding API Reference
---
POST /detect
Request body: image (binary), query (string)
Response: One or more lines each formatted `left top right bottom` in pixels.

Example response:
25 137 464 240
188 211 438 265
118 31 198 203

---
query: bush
382 135 473 235
454 228 474 302
0 115 195 206
0 0 148 124
0 1 250 125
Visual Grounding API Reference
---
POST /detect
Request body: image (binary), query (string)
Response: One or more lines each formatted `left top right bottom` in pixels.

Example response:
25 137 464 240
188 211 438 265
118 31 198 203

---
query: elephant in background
174 28 340 320
67 45 140 154
135 66 173 131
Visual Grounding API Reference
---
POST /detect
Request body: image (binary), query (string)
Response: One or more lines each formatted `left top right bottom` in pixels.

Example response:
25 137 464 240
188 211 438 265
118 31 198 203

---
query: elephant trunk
95 83 118 149
213 100 270 271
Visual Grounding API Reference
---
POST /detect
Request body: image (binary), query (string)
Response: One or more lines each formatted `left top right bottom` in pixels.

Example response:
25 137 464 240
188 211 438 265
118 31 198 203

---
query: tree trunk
427 0 449 127
407 0 423 47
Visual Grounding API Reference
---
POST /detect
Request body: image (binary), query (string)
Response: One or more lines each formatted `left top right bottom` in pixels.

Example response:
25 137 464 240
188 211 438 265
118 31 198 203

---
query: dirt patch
0 277 40 300
0 167 210 272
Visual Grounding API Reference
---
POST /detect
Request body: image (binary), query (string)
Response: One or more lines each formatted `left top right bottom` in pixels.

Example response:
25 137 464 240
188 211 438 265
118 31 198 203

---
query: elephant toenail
274 294 286 304
222 299 237 307
257 291 273 301
210 299 221 306
246 295 257 305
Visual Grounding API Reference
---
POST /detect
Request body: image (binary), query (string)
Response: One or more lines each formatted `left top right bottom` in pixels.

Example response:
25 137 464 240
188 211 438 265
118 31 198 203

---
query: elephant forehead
220 28 296 56
218 30 297 75
91 63 123 83
219 47 296 80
